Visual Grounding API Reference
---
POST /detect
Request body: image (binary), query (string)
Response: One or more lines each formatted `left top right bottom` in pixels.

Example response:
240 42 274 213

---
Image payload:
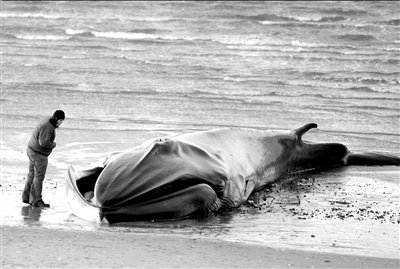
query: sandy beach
1 129 399 268
1 146 399 268
2 225 399 268
2 1 400 268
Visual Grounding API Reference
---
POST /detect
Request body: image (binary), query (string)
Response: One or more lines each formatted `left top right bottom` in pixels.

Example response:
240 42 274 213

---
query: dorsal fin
294 123 317 140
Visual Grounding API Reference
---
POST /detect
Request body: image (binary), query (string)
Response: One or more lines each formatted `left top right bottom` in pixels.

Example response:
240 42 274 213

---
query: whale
65 123 400 223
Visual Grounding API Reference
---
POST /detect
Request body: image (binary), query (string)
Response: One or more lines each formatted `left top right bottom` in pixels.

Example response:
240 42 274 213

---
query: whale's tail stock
293 123 400 167
344 152 400 166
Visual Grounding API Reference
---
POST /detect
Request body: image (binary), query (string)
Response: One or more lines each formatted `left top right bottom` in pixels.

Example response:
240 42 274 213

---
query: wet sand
2 171 399 268
2 225 399 268
1 129 399 268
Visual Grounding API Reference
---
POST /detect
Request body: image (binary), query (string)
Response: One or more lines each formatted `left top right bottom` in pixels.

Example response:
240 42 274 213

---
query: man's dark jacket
28 117 56 156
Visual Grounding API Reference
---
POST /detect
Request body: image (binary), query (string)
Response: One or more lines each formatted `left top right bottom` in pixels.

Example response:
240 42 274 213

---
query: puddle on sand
1 166 399 259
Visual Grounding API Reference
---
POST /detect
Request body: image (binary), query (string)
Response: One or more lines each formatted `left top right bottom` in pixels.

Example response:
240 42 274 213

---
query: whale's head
71 138 229 223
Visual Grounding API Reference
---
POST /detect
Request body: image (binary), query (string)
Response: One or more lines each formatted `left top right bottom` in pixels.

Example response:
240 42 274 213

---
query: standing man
22 110 65 207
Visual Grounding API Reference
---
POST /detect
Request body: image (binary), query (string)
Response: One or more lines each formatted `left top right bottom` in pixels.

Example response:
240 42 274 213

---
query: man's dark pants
22 148 48 204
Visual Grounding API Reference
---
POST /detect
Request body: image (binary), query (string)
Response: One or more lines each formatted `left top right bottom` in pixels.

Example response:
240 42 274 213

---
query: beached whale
65 123 400 223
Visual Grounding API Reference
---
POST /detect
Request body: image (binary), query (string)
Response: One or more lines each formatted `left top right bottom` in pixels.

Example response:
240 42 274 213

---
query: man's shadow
21 205 43 223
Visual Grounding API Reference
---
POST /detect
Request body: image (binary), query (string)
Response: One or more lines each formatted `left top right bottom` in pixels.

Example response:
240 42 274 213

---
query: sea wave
0 12 64 19
186 82 400 101
345 76 398 86
336 34 376 42
233 13 346 24
14 34 71 41
346 86 383 93
0 11 174 22
65 29 187 43
65 29 279 46
91 31 159 40
274 79 400 95
224 38 333 48
1 33 17 40
65 29 87 35
225 41 361 52
383 19 400 26
324 129 400 139
305 71 399 81
129 16 173 22
290 40 330 48
55 86 164 96
303 106 399 120
60 28 383 50
345 86 400 95
385 47 400 52
318 7 368 16
288 15 347 23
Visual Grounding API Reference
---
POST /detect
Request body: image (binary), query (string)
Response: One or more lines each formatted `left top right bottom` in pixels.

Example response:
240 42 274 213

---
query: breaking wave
0 12 65 19
14 34 71 41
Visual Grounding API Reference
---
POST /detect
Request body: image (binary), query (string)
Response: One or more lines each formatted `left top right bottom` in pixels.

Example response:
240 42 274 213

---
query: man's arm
38 127 56 149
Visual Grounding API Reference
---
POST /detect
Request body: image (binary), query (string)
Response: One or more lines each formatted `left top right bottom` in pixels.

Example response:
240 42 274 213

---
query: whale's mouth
69 164 224 210
99 175 224 211
68 138 229 222
120 176 218 206
73 168 219 205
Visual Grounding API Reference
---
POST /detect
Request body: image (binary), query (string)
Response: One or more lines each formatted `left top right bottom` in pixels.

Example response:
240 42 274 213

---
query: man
22 110 65 207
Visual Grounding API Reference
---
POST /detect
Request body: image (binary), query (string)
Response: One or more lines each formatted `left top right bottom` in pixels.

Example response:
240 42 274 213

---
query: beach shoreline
2 1 400 268
2 225 399 268
1 144 399 267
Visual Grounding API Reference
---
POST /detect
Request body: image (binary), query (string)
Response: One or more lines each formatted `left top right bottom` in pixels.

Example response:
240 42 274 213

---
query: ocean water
1 1 399 258
2 1 399 142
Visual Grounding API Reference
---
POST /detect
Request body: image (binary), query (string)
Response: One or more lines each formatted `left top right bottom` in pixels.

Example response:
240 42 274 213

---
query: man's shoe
32 200 50 208
22 199 30 204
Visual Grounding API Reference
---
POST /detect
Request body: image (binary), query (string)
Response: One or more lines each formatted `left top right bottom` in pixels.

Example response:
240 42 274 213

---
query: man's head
52 110 65 128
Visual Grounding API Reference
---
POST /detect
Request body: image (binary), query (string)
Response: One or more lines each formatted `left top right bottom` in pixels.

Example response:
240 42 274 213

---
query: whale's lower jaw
99 183 223 223
66 164 225 223
65 165 104 223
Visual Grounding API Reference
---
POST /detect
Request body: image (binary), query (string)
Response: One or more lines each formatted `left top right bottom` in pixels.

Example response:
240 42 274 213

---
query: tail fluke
345 152 400 166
